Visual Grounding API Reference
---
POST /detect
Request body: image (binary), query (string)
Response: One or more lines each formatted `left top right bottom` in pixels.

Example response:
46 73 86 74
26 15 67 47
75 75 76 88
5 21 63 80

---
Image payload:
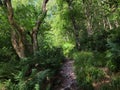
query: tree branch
31 0 49 54
4 0 28 58
32 0 49 32
5 0 24 34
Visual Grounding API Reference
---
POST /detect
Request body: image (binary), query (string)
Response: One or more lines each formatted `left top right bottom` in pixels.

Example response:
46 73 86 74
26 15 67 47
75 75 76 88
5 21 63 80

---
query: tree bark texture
11 30 26 58
4 0 49 58
5 0 26 58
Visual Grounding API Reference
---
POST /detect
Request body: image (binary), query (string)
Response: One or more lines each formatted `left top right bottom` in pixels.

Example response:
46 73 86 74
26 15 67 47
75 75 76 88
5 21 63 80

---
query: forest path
53 59 79 90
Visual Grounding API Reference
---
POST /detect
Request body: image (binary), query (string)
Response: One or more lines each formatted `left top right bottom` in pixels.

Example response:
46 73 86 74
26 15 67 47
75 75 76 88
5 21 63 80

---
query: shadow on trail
53 59 79 90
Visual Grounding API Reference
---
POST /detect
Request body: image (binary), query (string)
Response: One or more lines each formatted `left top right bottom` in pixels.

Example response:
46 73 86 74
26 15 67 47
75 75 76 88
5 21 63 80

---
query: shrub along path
52 60 111 90
53 59 79 90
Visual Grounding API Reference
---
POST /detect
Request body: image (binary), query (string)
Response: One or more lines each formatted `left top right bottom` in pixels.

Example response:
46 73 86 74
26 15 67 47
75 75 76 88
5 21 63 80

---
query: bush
73 51 105 90
93 52 108 67
79 29 109 52
62 42 74 57
106 29 120 72
0 47 64 90
100 76 120 90
5 69 51 90
26 47 64 70
73 51 94 67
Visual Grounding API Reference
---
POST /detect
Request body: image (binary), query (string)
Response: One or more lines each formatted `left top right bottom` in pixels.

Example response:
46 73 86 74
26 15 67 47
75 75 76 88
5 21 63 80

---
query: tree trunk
11 30 26 58
86 18 93 35
67 1 80 50
4 0 49 59
114 20 119 28
83 0 93 36
32 28 39 54
107 17 113 30
31 0 48 54
71 17 80 50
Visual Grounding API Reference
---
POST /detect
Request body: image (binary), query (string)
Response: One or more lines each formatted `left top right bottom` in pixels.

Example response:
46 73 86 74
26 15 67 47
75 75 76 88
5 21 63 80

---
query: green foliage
25 47 64 70
80 29 109 52
0 8 16 61
62 42 74 57
0 0 120 90
14 4 39 31
0 9 18 81
100 76 120 90
0 61 18 79
73 51 105 90
0 47 64 90
93 52 108 67
73 51 94 66
5 69 51 90
106 28 120 72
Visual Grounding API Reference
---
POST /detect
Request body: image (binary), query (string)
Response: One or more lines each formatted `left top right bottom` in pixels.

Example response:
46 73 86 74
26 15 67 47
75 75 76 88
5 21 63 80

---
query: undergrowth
0 47 64 90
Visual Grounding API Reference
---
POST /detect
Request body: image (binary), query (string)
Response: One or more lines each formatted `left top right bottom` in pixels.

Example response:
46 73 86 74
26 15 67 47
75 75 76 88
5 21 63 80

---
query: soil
52 60 111 90
53 59 79 90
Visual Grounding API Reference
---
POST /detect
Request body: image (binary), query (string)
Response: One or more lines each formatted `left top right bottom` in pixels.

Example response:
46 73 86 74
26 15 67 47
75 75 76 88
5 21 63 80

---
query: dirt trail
53 60 79 90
